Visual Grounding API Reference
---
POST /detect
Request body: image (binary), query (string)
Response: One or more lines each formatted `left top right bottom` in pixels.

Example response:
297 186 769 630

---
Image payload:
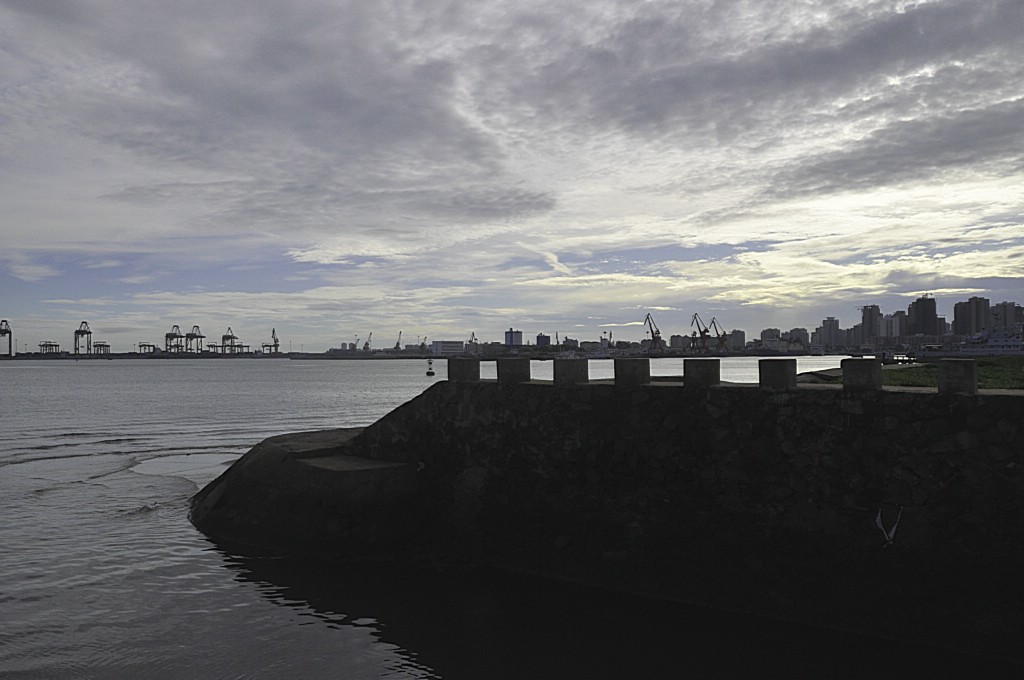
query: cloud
1 0 1021 347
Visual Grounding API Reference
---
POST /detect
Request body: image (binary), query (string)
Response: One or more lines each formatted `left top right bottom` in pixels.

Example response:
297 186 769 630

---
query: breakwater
190 358 1023 662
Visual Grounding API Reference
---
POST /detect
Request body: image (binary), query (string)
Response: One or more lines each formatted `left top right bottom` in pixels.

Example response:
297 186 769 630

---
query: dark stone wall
350 381 1023 658
192 380 1023 660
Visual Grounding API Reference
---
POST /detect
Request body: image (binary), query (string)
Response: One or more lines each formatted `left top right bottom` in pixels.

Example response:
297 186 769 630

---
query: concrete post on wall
614 358 651 387
684 359 721 389
447 357 481 383
938 359 978 396
554 358 589 386
497 358 531 383
842 358 883 391
759 359 797 391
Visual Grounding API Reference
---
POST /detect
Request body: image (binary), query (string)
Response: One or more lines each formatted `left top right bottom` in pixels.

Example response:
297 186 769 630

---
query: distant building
785 328 809 350
861 305 882 346
536 333 551 347
431 340 465 356
907 295 939 336
669 334 688 349
504 328 523 347
817 317 841 349
954 297 986 335
728 329 745 352
991 301 1024 329
884 311 907 339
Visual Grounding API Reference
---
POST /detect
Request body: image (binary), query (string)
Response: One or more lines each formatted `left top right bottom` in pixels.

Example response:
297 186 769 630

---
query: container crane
165 324 185 353
709 317 728 351
261 328 280 354
74 321 93 355
1 319 12 357
644 313 666 352
185 325 205 353
691 313 712 352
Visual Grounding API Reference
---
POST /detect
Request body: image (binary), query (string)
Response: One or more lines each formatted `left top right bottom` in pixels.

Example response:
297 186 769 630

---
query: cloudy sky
2 0 1022 352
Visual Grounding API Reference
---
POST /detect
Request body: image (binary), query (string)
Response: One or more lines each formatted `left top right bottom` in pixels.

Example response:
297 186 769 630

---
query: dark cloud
771 98 1024 196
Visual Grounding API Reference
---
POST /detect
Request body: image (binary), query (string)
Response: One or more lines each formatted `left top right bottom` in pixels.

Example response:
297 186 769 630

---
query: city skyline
2 291 1019 354
3 2 1023 352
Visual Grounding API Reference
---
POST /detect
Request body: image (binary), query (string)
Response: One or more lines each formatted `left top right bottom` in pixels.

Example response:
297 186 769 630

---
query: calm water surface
1 358 1018 678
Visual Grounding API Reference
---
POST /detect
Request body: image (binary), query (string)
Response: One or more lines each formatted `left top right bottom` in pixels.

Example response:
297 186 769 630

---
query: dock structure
94 341 111 355
220 327 250 354
73 321 92 355
0 320 11 357
139 342 157 353
39 341 61 354
261 328 280 354
185 325 206 353
165 325 185 353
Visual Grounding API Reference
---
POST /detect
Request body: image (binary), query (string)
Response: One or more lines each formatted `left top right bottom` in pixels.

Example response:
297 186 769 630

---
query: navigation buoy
426 358 435 377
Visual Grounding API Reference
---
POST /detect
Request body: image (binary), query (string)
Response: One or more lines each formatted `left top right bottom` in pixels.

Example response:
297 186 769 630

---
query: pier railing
447 357 982 396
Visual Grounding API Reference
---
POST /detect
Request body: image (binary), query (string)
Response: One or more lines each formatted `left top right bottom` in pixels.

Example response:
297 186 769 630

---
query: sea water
1 358 1018 679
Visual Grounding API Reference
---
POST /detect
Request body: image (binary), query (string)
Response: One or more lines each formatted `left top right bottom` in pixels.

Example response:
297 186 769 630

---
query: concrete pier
758 359 796 391
684 358 721 389
938 359 978 396
614 358 650 387
554 358 589 386
447 357 480 382
841 358 883 391
497 358 531 383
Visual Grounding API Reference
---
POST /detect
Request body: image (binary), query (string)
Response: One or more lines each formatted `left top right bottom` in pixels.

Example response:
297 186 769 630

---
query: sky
2 0 1023 352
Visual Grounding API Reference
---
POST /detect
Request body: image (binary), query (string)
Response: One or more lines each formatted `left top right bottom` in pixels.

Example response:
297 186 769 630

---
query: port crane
261 328 280 354
709 317 728 351
165 324 185 353
362 332 372 351
74 321 93 354
185 325 205 353
644 313 666 352
394 331 402 351
0 319 11 357
691 313 713 352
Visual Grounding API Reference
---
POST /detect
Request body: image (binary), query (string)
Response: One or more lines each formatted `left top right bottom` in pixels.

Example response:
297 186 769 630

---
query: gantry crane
691 313 712 352
644 313 666 352
0 319 12 357
222 327 241 354
165 324 185 352
709 317 729 351
262 328 280 354
74 321 93 355
185 325 205 353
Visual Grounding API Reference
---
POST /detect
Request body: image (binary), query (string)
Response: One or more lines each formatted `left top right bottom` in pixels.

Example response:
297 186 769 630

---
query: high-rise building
786 328 809 349
536 333 551 347
860 305 882 346
817 317 841 348
991 301 1024 329
953 296 990 335
728 329 746 352
907 295 939 336
884 311 907 338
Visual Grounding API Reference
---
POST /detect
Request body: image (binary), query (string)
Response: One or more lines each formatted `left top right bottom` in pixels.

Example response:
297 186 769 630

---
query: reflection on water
220 550 1022 679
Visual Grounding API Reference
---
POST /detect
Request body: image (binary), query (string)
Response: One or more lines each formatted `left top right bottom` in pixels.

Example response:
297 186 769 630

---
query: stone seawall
191 360 1023 661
